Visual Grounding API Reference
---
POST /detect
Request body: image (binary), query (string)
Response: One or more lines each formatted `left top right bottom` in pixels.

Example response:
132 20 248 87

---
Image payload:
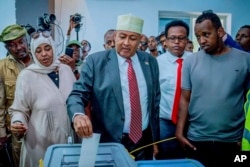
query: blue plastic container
43 143 137 167
137 159 204 167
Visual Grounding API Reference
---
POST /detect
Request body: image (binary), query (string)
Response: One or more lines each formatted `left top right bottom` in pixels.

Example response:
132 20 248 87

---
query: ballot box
136 159 204 167
43 143 137 167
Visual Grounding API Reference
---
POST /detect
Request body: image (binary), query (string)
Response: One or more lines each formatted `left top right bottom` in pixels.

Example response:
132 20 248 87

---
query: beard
149 48 157 52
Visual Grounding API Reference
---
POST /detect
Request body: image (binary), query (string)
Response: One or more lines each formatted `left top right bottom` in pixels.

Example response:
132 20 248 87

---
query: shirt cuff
72 113 85 122
222 33 228 42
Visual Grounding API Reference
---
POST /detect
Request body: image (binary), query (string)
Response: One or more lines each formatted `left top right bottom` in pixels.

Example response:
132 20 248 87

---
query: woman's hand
10 122 28 138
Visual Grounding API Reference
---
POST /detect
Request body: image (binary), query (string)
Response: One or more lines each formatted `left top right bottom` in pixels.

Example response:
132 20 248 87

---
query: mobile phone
65 47 74 57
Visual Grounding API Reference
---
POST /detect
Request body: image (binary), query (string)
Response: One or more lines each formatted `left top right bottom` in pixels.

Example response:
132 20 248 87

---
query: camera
21 24 36 36
71 13 82 24
38 13 56 31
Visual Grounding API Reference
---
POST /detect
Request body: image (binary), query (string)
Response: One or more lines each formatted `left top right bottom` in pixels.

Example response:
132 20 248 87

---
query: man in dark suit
67 14 160 160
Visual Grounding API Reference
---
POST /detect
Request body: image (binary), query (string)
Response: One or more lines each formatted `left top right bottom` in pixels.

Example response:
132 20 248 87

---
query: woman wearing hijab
9 32 76 167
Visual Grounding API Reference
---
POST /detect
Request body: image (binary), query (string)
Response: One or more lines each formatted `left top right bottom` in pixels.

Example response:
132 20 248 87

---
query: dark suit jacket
67 49 160 143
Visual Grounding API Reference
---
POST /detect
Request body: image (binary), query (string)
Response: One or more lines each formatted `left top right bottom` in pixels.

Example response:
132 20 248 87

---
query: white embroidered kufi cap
116 14 144 34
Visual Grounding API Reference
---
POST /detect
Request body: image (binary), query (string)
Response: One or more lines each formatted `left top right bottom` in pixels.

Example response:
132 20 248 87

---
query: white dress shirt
117 53 148 133
157 51 191 120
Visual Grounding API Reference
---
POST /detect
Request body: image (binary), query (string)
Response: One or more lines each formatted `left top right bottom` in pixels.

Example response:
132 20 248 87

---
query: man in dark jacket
67 14 160 160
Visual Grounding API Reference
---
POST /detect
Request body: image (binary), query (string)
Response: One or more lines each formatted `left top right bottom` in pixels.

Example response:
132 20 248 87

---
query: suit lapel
107 49 124 113
137 52 152 99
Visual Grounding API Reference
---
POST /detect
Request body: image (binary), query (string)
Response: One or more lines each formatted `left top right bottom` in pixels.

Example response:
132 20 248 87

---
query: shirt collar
167 51 190 63
117 52 139 66
8 54 18 62
7 52 33 68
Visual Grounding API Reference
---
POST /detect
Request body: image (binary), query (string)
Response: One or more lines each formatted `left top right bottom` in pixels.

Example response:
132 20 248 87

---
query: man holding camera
66 14 79 45
0 24 33 167
59 40 81 80
65 13 91 61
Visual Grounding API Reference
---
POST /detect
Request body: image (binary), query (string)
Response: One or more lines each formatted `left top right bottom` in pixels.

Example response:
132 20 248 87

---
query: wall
0 0 15 58
54 0 250 54
0 0 49 59
54 0 86 55
16 0 49 29
1 0 250 59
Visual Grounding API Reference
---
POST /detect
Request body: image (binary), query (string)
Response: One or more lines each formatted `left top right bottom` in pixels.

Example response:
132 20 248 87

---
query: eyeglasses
166 36 187 43
30 31 51 39
140 41 148 47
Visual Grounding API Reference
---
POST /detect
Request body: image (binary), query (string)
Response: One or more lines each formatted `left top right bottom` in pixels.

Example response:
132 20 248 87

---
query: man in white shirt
156 20 191 160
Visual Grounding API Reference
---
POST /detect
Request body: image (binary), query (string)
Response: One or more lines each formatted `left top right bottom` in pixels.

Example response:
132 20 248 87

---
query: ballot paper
78 133 101 167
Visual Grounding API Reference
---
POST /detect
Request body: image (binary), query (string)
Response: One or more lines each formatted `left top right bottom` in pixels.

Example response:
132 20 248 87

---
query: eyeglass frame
166 36 187 43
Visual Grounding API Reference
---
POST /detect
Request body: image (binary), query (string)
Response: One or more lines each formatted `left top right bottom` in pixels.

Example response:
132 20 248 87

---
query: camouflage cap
0 24 27 42
67 40 82 48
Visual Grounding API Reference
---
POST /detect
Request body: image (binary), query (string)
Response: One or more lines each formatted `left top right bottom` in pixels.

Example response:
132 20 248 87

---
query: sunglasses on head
30 31 51 39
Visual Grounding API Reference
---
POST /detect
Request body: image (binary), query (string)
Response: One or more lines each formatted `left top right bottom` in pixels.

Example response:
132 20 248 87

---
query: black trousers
121 128 153 161
186 140 240 167
0 138 14 167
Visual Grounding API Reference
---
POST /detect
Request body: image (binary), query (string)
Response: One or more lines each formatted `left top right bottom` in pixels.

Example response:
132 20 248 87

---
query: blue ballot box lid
43 143 137 167
136 159 204 167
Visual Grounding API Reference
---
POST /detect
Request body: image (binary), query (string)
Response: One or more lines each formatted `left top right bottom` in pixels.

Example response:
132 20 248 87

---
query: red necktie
172 58 183 124
126 58 142 144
